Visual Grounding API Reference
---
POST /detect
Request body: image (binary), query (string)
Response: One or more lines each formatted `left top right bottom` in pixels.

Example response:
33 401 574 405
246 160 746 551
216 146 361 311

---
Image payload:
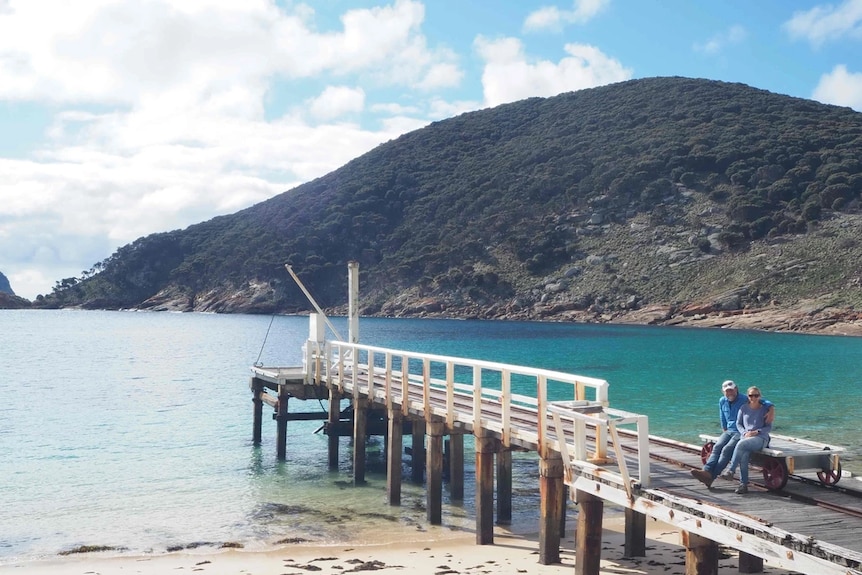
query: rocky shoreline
370 297 862 338
5 290 861 337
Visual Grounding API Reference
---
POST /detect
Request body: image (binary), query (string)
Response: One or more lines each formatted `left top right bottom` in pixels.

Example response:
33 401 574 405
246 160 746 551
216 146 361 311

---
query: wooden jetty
250 312 862 575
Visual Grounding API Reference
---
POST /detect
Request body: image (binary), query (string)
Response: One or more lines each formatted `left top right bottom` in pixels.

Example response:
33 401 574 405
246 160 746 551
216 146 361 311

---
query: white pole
348 261 359 344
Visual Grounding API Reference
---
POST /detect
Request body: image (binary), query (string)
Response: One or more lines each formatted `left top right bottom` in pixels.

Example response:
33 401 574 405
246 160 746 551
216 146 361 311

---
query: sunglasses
748 393 760 397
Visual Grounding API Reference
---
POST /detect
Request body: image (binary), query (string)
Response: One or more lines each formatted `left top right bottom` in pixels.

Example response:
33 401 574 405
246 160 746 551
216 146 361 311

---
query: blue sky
1 0 861 300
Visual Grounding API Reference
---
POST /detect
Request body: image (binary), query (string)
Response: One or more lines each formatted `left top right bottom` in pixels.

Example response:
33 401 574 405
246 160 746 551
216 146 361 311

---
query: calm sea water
2 310 861 565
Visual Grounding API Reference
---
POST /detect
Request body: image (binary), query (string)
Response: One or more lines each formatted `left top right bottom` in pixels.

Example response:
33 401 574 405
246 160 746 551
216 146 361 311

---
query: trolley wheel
817 461 842 486
761 457 788 490
700 441 715 465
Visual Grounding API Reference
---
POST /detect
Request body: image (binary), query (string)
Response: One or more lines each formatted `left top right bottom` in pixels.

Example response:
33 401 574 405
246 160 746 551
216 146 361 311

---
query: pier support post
411 419 426 482
426 421 445 525
682 531 718 575
328 389 341 470
575 489 604 575
386 407 403 505
276 386 289 460
624 508 647 557
739 551 764 573
353 398 367 484
496 447 512 525
539 452 564 564
252 378 263 445
448 432 464 500
475 431 497 545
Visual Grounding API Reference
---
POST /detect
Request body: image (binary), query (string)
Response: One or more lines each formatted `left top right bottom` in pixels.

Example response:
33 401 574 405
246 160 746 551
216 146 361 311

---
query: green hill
33 77 862 330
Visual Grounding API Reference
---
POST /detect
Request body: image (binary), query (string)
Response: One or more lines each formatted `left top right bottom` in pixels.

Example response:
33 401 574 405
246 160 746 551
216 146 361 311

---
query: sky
1 0 862 300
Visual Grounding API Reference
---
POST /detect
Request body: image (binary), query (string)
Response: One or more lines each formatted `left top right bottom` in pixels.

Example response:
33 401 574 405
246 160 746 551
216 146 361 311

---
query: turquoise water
2 310 861 564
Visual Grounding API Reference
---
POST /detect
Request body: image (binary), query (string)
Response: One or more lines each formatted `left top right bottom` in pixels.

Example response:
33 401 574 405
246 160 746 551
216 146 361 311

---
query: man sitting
691 380 774 488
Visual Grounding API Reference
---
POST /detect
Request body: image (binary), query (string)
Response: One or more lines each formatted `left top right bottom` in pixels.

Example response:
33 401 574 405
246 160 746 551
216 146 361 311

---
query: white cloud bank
0 0 452 298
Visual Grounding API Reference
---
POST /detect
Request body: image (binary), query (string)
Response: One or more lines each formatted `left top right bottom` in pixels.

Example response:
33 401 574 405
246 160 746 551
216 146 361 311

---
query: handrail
302 338 650 487
327 340 609 399
316 340 610 449
549 402 651 492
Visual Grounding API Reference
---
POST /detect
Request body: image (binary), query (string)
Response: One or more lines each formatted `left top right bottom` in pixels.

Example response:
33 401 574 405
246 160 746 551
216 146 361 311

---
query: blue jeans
704 430 740 478
729 435 767 485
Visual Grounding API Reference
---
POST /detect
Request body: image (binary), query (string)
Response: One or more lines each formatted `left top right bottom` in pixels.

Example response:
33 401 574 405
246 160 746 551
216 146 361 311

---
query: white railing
307 339 610 451
548 402 651 493
302 336 652 489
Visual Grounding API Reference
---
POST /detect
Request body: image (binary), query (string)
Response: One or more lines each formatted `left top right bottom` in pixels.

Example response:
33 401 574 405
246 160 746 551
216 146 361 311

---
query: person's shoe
721 470 735 480
691 469 714 488
735 483 749 494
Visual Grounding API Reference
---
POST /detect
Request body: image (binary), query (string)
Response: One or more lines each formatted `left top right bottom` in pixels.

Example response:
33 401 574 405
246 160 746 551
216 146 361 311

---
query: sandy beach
0 517 796 575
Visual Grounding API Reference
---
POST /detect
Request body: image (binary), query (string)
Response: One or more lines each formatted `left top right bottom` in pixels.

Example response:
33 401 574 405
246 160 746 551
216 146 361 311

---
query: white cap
722 380 737 391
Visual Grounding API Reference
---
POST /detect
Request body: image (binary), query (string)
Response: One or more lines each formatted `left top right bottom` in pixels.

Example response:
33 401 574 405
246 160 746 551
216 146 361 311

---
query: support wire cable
254 314 277 367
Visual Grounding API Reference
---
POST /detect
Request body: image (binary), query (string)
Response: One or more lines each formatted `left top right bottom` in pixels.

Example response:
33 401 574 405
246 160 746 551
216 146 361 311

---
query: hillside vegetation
29 77 862 333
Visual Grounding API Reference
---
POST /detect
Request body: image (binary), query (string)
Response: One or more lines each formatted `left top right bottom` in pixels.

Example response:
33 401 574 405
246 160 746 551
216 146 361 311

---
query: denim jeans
704 430 740 478
729 435 768 485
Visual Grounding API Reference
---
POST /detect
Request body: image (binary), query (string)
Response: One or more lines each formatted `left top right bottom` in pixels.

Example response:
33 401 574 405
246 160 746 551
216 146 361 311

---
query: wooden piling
353 398 367 484
426 421 445 525
739 551 764 573
559 492 567 537
682 531 719 575
328 388 341 470
624 508 647 557
411 419 426 482
475 432 497 545
539 452 564 564
252 378 263 445
386 407 403 505
276 386 289 460
448 432 464 500
575 489 604 575
496 447 512 525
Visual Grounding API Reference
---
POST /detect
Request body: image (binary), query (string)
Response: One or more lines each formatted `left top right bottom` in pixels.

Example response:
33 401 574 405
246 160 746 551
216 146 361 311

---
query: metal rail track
627 432 862 519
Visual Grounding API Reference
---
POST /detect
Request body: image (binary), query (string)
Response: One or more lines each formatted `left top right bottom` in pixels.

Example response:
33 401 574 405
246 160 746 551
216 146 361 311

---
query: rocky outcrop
138 280 286 314
0 272 31 308
661 301 862 337
0 292 31 309
0 271 14 295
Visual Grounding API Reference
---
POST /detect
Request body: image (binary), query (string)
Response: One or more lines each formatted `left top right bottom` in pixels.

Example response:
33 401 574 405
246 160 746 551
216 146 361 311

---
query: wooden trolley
699 432 845 491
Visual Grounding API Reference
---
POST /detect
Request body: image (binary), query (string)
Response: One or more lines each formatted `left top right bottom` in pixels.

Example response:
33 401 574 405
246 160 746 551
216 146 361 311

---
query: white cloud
371 102 422 116
524 0 610 32
270 0 460 89
524 7 564 32
693 24 747 54
308 86 366 121
416 62 463 91
475 36 632 107
812 64 862 110
783 0 862 46
427 97 482 120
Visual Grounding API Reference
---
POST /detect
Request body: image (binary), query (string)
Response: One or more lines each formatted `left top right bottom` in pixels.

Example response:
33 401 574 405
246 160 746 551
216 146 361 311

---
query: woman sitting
728 385 772 494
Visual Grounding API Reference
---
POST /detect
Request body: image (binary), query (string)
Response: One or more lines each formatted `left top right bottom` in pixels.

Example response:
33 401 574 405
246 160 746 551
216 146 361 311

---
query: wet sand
0 517 797 575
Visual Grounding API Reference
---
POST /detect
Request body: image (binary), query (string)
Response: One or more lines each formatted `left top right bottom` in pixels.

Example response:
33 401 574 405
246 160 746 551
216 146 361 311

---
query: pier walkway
249 316 862 575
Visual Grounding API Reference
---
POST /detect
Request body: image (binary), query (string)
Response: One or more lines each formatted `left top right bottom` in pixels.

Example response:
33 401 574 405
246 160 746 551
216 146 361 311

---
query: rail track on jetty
619 430 862 520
